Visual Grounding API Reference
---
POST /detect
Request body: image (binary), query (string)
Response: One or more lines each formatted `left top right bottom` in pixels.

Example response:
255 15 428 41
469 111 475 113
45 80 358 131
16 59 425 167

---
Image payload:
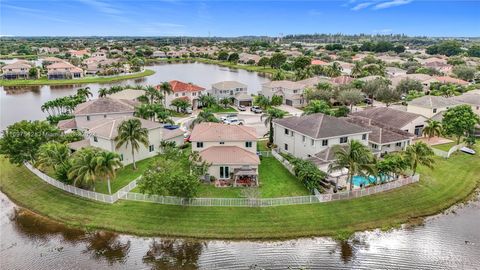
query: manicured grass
207 105 237 113
258 157 310 197
94 156 158 194
257 140 270 151
432 142 457 152
0 69 155 86
0 54 39 60
1 144 479 239
197 184 244 198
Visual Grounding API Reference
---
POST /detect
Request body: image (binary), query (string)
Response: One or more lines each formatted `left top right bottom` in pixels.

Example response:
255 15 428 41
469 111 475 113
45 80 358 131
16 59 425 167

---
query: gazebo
233 168 258 187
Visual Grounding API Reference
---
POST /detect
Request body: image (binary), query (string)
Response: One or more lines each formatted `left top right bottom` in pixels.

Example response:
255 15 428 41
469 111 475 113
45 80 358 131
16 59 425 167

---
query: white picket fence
124 175 420 207
25 163 419 207
24 163 138 204
433 143 465 158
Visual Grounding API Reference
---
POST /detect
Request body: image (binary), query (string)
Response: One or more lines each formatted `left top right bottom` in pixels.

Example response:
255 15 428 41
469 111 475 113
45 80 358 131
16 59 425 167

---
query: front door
219 166 230 179
414 125 424 136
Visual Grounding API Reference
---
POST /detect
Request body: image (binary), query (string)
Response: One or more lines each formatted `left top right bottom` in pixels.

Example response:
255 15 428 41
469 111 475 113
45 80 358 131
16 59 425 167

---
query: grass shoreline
1 147 479 240
0 69 155 86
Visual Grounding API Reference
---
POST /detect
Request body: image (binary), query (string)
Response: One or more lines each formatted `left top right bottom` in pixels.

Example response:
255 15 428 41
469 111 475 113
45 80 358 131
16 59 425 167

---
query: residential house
345 116 414 156
330 75 354 86
311 59 328 66
42 56 65 66
350 107 428 137
190 122 260 183
273 113 370 159
391 74 438 91
407 95 461 118
425 61 453 74
46 62 84 79
210 81 252 106
1 61 34 80
68 116 184 165
159 80 206 110
68 49 90 58
152 51 167 58
452 93 480 116
108 89 146 102
38 47 60 54
261 80 305 107
434 76 469 85
386 67 407 78
239 53 261 64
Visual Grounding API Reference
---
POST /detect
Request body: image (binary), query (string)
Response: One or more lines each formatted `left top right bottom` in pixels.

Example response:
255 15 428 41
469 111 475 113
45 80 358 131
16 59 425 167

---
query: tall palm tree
68 147 100 189
77 87 93 100
190 110 219 128
141 85 163 104
261 108 287 145
351 62 363 78
36 141 70 171
114 119 149 170
328 140 374 191
157 82 173 107
95 151 123 194
403 142 435 176
423 120 442 140
135 104 155 121
302 100 332 115
154 106 174 124
98 87 109 98
198 94 217 108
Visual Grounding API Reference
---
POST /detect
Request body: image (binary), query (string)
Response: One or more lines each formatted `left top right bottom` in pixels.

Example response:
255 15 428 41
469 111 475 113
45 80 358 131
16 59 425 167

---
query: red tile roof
163 80 205 93
311 59 328 65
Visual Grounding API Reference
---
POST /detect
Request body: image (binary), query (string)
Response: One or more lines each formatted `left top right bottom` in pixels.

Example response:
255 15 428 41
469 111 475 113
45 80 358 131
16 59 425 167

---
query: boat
460 147 476 155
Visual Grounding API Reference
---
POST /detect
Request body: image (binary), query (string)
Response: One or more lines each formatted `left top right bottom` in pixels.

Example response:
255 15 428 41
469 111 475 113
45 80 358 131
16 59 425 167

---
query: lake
0 62 270 130
1 191 479 269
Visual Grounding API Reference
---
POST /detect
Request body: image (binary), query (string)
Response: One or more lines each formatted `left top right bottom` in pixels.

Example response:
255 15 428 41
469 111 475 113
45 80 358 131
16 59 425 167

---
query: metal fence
24 163 137 204
124 175 420 207
271 150 295 175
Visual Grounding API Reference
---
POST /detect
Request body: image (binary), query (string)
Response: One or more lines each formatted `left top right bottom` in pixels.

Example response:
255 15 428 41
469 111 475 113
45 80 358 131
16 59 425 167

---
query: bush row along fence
24 163 137 204
25 163 420 207
432 143 465 158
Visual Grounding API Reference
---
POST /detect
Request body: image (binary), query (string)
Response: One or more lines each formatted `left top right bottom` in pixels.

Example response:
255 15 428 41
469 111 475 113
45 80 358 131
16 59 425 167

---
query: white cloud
373 0 413 10
77 0 122 15
351 2 374 11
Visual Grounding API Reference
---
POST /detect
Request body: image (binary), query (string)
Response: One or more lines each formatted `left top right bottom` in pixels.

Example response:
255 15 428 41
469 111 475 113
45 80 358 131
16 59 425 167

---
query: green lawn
257 140 270 151
0 69 155 86
207 105 237 113
94 156 158 194
258 157 310 197
432 142 457 152
1 144 479 239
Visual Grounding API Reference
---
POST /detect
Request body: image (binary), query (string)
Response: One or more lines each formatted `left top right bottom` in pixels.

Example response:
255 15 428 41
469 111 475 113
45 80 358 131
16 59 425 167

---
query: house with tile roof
350 107 428 136
452 92 480 116
407 95 461 118
1 61 35 80
158 80 206 110
67 116 184 165
46 61 84 79
261 80 306 108
210 81 252 106
273 113 370 159
190 122 260 184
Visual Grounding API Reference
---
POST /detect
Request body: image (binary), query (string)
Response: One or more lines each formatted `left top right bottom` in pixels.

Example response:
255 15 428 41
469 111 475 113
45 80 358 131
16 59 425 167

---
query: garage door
285 99 293 106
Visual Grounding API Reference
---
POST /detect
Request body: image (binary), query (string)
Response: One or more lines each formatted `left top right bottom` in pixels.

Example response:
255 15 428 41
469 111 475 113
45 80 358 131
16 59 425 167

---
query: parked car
182 108 193 114
163 124 180 130
364 98 373 105
237 105 246 111
220 114 238 121
251 106 262 113
223 119 245 125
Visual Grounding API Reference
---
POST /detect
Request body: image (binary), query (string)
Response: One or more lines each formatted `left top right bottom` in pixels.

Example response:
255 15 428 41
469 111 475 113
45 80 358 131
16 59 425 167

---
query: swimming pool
352 175 390 187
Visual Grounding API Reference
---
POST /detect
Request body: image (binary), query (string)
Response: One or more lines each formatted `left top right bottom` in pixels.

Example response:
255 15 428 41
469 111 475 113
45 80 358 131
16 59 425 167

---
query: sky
1 0 479 37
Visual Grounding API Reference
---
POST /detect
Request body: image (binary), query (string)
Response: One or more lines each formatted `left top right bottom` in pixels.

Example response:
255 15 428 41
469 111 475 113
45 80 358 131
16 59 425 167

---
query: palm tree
423 120 442 140
219 97 231 108
77 87 93 100
114 119 149 170
68 147 100 188
98 87 109 98
328 140 374 191
153 106 173 124
141 85 163 104
135 104 155 121
403 142 435 176
157 82 173 107
198 95 217 108
261 108 287 145
95 151 123 194
302 100 332 115
351 62 363 78
254 95 271 110
190 110 219 128
36 141 70 171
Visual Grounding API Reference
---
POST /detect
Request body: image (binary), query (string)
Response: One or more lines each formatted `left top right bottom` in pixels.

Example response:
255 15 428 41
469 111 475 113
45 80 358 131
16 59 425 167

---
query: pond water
0 62 270 130
1 191 479 270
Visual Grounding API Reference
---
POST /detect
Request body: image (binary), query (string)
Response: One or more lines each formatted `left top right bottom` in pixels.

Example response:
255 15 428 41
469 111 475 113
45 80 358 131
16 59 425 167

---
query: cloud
308 9 323 16
2 3 71 23
77 0 122 15
372 0 413 10
351 2 374 11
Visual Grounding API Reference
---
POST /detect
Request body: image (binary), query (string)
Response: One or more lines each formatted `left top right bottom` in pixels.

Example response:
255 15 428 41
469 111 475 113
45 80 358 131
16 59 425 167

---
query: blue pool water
352 175 390 187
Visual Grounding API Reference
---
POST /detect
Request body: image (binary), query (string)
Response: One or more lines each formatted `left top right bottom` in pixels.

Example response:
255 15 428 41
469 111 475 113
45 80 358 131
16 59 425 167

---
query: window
290 131 294 136
93 136 98 142
119 154 123 161
322 139 328 146
396 142 402 147
149 145 154 152
175 93 179 97
86 115 90 121
433 108 437 113
362 134 367 140
220 141 225 145
284 144 289 151
284 128 289 135
192 92 196 96
220 166 230 179
196 142 204 148
104 114 107 118
302 136 305 142
372 144 378 149
340 137 348 143
311 139 315 146
245 141 252 148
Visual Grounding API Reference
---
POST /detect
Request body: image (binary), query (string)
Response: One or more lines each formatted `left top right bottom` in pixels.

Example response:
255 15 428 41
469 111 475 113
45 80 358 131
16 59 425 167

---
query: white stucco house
210 81 252 106
189 122 260 184
407 95 461 118
261 80 305 108
158 80 206 110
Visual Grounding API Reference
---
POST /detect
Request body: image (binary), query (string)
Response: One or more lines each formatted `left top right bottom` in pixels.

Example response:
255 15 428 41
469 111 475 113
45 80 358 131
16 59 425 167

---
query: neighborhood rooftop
189 122 257 142
166 80 205 92
350 107 424 130
199 146 260 165
273 113 370 139
212 81 247 90
74 97 138 115
408 95 461 108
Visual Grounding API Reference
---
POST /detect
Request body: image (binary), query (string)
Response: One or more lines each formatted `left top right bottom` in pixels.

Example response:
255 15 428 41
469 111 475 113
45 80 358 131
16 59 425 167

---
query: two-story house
273 113 371 160
210 81 252 106
261 80 305 108
68 116 184 165
190 122 260 185
1 61 34 80
159 80 206 110
407 95 461 118
46 62 84 79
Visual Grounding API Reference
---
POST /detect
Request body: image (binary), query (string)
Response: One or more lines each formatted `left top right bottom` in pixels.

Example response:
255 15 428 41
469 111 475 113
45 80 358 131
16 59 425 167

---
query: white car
251 106 263 114
237 105 246 111
220 114 238 121
223 119 245 125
